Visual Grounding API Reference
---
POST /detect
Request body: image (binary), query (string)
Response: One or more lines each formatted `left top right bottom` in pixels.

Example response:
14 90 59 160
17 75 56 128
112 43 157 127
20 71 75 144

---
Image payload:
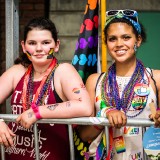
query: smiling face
106 22 142 63
21 29 60 65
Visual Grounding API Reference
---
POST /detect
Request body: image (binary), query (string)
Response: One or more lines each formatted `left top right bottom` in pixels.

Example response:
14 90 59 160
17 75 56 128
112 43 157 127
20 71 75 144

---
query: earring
134 43 138 52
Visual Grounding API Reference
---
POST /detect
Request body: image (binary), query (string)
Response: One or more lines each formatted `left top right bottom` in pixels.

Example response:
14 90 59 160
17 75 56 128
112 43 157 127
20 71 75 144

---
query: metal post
5 0 19 114
68 124 75 160
33 124 40 160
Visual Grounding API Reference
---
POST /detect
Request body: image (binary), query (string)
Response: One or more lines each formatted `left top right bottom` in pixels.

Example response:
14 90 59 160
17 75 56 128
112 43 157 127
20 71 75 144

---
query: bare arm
77 73 104 142
16 63 93 128
150 69 160 127
0 64 25 146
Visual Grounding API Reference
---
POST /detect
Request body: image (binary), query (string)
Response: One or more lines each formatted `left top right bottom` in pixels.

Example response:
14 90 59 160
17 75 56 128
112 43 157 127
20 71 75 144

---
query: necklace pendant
134 83 150 96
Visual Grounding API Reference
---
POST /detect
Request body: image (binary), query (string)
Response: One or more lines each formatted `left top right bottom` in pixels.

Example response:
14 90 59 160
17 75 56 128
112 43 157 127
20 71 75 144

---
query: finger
155 113 160 119
25 123 31 129
117 116 123 128
122 114 127 126
112 115 119 128
156 117 160 124
5 133 14 147
1 134 9 147
0 137 2 145
108 115 114 127
149 114 154 120
8 128 16 137
155 121 160 128
16 115 21 123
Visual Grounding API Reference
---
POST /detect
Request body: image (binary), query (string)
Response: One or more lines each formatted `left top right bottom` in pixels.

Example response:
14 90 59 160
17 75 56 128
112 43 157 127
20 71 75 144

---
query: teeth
116 50 125 54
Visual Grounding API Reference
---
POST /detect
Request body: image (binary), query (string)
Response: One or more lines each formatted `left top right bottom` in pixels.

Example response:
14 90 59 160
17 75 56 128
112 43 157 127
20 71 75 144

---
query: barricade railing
0 114 154 160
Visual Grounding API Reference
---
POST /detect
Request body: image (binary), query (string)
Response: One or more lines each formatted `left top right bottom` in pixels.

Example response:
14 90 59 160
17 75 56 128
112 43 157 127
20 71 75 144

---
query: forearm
38 99 93 119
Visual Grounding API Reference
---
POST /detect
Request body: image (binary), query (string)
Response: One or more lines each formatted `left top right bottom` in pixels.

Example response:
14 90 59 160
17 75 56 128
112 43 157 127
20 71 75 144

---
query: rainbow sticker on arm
72 88 80 94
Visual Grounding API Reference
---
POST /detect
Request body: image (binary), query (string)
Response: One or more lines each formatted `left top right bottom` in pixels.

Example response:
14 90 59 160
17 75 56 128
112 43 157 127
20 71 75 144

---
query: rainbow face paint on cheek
25 51 32 58
47 48 54 59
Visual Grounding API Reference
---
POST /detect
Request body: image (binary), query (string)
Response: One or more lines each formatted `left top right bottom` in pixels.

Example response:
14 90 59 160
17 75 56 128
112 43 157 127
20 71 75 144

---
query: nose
116 38 123 47
36 43 43 52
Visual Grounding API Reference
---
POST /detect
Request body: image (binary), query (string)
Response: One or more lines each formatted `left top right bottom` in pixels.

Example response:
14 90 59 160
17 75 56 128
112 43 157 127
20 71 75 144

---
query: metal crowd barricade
0 114 154 160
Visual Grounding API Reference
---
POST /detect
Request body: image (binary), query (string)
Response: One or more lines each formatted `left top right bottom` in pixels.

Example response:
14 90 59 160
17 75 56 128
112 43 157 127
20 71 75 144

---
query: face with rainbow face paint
21 29 60 63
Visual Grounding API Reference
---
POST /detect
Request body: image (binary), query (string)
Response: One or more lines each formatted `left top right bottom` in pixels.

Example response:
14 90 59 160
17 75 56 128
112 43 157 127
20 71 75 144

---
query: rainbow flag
72 0 99 83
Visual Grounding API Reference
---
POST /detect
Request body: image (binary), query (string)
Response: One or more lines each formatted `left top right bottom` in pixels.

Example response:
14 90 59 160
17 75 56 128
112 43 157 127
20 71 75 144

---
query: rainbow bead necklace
101 59 149 115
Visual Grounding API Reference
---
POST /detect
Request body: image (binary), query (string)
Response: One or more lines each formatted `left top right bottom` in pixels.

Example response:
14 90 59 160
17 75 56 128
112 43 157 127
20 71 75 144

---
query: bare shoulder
0 64 26 94
86 73 102 90
4 64 26 77
56 63 78 73
152 69 160 88
55 63 82 79
152 69 160 80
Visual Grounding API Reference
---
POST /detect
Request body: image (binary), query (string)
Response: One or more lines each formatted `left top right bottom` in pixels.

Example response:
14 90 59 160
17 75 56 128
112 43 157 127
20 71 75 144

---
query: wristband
31 103 42 119
0 119 4 122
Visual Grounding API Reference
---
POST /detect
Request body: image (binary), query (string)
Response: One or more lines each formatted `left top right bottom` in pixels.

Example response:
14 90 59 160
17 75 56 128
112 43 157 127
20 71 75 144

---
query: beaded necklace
101 59 149 116
22 58 58 111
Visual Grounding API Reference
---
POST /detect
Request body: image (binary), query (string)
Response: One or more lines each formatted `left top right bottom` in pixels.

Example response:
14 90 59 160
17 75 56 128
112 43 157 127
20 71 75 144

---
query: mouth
115 50 126 56
33 54 46 58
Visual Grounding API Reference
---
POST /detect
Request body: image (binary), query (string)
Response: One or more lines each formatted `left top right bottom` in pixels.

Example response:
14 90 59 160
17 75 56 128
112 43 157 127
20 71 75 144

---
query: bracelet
31 103 42 119
93 125 104 131
0 119 4 122
106 108 117 114
101 108 108 118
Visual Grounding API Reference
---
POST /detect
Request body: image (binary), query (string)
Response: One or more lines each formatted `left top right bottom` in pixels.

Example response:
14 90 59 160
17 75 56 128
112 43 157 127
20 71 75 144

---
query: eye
123 35 131 41
108 36 116 42
28 41 36 45
43 41 51 45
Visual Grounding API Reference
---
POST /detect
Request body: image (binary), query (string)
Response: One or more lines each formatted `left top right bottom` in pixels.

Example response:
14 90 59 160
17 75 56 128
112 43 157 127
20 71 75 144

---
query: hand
107 109 127 128
0 121 15 147
16 108 37 129
154 110 160 127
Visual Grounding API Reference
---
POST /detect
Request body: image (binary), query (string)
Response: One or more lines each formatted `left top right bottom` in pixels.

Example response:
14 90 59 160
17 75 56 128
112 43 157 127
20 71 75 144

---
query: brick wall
0 0 47 113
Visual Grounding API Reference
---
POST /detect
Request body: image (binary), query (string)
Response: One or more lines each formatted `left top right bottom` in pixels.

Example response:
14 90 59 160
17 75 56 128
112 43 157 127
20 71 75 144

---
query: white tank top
94 68 157 160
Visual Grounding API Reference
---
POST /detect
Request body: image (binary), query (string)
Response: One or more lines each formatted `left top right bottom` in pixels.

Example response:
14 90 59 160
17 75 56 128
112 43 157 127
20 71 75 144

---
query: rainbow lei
22 58 58 111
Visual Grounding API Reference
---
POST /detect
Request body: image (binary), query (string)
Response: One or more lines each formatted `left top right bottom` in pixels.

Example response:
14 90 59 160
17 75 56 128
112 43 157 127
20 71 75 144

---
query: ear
21 41 26 53
137 35 142 47
54 39 60 52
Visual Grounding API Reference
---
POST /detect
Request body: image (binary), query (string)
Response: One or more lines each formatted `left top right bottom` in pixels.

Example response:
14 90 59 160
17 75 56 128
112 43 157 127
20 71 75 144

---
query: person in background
0 17 92 160
74 9 160 160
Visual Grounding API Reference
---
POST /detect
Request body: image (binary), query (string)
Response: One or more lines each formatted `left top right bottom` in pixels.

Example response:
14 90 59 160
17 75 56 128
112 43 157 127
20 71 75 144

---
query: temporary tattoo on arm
28 112 33 118
66 101 71 107
78 97 82 102
47 103 59 110
80 83 86 89
72 88 80 94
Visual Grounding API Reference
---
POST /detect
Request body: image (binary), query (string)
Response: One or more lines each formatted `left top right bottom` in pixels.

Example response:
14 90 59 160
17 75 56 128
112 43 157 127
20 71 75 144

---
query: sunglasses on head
106 9 138 22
